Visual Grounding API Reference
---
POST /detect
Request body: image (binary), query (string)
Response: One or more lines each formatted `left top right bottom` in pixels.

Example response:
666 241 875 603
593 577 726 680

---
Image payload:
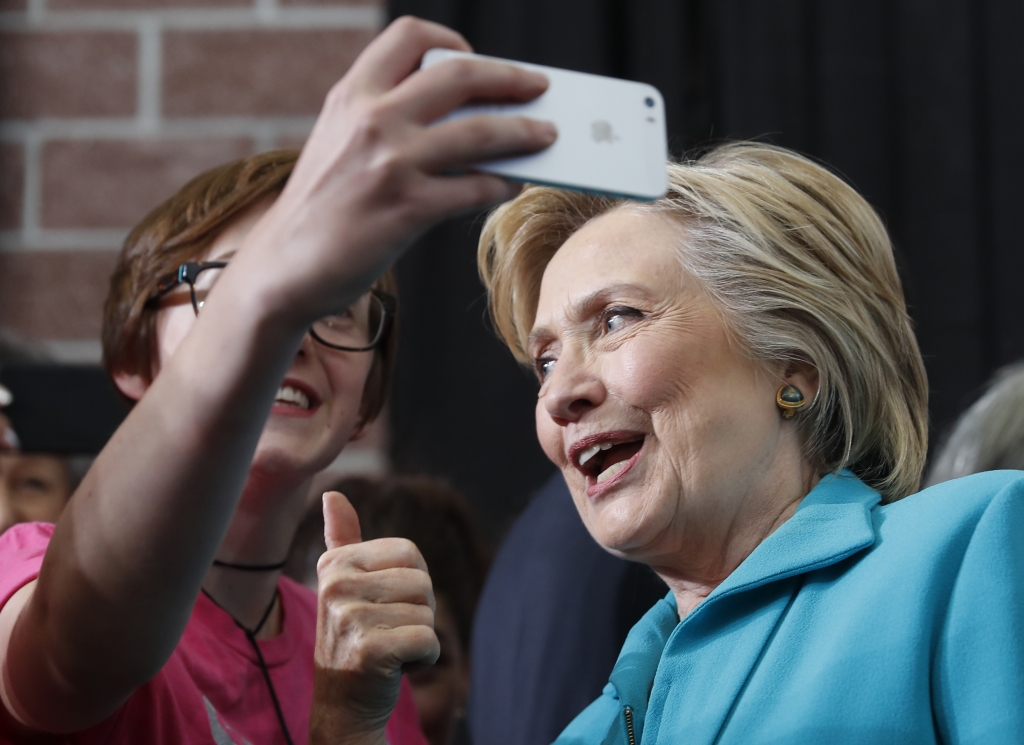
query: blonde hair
478 142 928 502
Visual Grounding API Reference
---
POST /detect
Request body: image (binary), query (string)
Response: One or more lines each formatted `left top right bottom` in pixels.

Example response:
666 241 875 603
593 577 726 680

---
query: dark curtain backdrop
387 0 1024 540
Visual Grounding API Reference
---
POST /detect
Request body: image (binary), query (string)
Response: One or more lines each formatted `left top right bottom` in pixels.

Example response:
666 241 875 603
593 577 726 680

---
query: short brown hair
102 150 397 426
478 142 928 502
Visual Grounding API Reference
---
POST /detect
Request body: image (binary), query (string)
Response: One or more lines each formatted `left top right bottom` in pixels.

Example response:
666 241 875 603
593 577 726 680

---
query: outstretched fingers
388 55 549 125
345 16 472 95
414 114 557 173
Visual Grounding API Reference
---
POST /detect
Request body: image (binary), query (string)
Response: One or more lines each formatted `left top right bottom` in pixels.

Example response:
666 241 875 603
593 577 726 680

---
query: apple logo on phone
591 120 618 143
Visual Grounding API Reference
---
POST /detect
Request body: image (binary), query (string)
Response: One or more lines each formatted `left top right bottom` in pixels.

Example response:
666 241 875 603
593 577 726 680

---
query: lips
568 431 646 495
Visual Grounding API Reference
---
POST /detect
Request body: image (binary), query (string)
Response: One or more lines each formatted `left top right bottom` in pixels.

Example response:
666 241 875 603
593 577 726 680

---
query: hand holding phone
422 49 669 201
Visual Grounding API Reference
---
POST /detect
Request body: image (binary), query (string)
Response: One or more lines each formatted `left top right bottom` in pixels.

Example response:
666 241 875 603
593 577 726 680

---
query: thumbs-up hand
310 491 439 745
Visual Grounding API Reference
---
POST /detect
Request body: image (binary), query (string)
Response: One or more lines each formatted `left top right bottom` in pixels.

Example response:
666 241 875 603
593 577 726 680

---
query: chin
251 434 340 480
584 494 666 559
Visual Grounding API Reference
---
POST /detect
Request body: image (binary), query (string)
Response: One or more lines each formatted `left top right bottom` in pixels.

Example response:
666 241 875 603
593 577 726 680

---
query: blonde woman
478 143 1023 743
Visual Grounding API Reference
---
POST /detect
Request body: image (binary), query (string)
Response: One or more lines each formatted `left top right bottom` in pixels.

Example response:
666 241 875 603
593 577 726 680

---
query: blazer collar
709 470 880 602
608 472 881 722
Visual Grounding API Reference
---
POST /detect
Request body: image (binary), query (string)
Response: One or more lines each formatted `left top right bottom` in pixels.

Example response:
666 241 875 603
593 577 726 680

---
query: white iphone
421 49 669 201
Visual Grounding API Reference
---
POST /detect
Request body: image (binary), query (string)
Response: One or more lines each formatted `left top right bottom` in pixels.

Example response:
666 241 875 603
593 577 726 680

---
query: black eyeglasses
149 261 396 352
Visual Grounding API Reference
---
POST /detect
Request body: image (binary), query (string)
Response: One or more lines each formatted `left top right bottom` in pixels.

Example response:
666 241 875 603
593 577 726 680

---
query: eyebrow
527 282 659 352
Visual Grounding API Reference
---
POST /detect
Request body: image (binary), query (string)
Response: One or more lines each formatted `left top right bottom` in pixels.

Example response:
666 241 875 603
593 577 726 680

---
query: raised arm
0 17 554 734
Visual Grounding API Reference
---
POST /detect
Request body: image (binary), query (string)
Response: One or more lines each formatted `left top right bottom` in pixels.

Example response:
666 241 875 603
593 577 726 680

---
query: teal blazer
554 471 1024 744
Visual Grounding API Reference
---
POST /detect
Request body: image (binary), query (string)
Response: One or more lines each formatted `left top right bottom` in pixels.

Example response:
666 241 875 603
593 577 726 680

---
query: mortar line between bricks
20 134 42 238
0 228 130 252
255 0 279 24
137 18 162 132
0 117 318 141
0 6 383 31
25 0 43 24
252 123 279 153
39 340 104 365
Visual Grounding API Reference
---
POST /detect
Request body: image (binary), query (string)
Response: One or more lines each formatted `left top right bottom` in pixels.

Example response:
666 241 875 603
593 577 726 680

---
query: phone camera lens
644 97 655 108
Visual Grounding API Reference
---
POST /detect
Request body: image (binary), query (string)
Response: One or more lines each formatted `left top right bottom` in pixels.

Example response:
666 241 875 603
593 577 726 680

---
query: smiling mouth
274 384 318 411
575 436 645 484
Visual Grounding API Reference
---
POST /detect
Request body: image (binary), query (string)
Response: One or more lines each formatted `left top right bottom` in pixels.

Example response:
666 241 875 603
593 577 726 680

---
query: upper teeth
579 442 613 467
276 385 310 410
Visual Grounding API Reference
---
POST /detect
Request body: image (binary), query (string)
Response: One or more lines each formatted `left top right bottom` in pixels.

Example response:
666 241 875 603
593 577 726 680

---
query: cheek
154 307 197 368
536 398 566 466
28 494 66 521
323 354 375 416
605 337 692 415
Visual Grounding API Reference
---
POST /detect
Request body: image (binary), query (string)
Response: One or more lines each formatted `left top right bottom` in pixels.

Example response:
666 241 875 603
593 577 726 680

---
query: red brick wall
0 0 388 459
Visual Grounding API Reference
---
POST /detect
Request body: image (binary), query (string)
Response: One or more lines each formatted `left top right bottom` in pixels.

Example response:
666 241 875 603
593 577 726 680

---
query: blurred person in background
0 383 15 453
926 361 1024 486
0 452 89 535
0 333 40 456
0 17 555 745
469 471 665 745
286 474 488 745
0 333 92 533
477 142 1023 743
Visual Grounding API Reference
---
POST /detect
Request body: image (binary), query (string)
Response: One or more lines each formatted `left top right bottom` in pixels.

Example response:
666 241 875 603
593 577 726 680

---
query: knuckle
316 545 360 577
467 119 503 149
446 57 477 82
324 79 352 110
391 15 424 39
315 550 339 577
351 105 389 147
326 598 370 632
415 604 436 628
318 567 367 600
469 175 507 205
392 537 425 566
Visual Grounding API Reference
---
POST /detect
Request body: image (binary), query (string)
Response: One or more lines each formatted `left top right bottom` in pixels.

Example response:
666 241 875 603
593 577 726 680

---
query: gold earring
776 385 806 419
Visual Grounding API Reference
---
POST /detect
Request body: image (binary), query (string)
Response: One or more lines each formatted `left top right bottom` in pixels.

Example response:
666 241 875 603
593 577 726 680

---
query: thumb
323 491 362 550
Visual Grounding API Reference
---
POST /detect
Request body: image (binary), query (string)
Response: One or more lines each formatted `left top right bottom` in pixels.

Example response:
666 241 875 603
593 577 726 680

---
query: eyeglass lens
311 293 386 349
190 265 384 350
189 265 222 314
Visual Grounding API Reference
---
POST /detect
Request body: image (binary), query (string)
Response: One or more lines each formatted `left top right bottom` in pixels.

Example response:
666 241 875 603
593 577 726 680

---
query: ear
112 371 149 403
781 359 820 407
347 424 368 443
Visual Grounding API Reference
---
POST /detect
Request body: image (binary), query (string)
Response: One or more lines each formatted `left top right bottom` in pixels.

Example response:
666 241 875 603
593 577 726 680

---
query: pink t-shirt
0 522 427 745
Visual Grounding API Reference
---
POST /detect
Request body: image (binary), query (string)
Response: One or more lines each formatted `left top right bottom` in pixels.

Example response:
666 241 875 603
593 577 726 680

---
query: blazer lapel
606 598 680 743
640 473 880 745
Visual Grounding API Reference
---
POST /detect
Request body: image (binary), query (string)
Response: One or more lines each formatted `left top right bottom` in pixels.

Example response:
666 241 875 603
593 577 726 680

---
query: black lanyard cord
200 588 296 745
213 558 288 572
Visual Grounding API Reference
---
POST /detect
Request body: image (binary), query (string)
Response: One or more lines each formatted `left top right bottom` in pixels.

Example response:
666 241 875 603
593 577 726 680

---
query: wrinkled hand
310 491 438 745
230 15 556 327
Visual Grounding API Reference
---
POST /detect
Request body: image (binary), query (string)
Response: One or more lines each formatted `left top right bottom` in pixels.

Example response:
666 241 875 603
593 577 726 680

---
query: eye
534 356 557 382
17 477 52 494
602 306 643 334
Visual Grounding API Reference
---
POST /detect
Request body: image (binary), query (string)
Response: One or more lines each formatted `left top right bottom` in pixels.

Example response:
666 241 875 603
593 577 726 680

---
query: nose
296 328 317 358
0 488 17 536
541 347 606 424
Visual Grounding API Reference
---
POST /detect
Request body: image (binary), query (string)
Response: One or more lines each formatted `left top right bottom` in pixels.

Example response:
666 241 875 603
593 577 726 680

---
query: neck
203 468 314 639
655 462 820 621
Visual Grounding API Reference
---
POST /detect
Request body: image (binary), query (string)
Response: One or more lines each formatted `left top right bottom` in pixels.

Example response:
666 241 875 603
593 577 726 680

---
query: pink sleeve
384 675 429 745
0 523 53 609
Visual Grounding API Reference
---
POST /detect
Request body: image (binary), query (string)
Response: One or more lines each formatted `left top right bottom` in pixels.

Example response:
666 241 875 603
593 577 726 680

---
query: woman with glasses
0 17 555 745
